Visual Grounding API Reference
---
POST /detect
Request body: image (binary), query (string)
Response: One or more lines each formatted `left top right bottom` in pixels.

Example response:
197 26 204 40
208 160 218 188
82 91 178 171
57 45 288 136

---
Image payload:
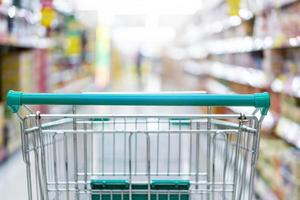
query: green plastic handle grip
6 90 270 115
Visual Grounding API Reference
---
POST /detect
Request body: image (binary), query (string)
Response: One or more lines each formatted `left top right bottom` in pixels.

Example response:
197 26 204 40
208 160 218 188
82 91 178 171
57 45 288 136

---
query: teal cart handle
6 90 270 115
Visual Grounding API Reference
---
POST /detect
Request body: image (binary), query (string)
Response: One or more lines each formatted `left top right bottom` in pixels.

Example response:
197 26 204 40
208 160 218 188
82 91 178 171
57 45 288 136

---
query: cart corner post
7 90 23 113
254 92 270 116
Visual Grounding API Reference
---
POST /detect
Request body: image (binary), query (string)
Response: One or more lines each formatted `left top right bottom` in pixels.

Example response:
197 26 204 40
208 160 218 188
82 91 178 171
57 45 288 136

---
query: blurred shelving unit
0 0 97 164
166 0 300 199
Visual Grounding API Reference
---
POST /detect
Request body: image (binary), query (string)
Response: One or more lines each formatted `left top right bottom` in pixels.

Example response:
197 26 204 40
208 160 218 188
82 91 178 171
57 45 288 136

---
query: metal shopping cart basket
6 90 270 200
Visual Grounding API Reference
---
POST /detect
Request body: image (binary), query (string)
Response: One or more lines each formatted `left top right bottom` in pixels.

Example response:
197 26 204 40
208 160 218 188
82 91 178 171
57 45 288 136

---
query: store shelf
276 117 300 148
184 60 300 100
184 61 269 89
270 0 299 9
0 35 53 49
199 16 247 39
250 0 299 15
200 36 300 56
271 77 300 98
175 1 300 199
0 5 40 24
183 62 300 103
180 1 300 52
182 14 253 46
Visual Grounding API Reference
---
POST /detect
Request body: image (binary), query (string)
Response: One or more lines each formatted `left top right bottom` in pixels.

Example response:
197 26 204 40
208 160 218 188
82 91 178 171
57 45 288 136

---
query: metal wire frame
16 107 263 200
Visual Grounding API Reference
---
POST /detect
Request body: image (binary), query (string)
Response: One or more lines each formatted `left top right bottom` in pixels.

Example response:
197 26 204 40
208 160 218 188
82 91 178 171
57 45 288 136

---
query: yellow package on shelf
1 51 37 100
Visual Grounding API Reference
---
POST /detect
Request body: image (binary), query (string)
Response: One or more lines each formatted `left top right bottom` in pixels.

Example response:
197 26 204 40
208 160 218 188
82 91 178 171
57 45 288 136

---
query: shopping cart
6 90 270 200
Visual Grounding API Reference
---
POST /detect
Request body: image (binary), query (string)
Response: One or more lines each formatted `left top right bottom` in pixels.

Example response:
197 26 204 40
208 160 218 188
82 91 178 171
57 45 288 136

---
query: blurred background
0 0 299 199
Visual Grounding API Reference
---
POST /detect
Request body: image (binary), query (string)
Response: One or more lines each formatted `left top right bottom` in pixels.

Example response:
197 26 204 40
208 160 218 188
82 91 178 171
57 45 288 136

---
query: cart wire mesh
19 107 261 200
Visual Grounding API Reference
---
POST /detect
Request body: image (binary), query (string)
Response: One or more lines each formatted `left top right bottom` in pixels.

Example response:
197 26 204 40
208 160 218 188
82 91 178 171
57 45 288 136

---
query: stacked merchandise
258 138 300 199
276 93 300 148
253 0 300 46
0 1 97 163
0 0 43 162
49 13 96 93
0 50 39 161
0 0 44 47
1 51 38 97
168 0 300 199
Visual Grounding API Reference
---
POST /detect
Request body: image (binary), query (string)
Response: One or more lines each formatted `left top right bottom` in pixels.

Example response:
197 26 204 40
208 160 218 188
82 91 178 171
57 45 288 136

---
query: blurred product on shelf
48 12 97 92
258 138 300 200
1 51 38 98
0 51 40 161
253 0 300 45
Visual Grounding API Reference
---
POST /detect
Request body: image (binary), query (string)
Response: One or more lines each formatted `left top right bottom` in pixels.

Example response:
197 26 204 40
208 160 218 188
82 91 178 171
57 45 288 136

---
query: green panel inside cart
169 118 191 126
89 118 111 122
91 180 190 200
